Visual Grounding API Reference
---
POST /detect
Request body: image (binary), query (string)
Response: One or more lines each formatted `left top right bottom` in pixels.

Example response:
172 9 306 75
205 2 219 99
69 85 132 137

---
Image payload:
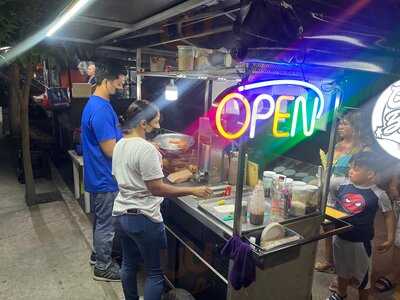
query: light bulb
165 79 178 101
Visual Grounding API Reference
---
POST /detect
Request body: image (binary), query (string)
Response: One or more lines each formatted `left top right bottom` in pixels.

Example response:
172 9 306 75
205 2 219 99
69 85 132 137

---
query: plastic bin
177 45 196 71
194 48 212 70
150 56 166 72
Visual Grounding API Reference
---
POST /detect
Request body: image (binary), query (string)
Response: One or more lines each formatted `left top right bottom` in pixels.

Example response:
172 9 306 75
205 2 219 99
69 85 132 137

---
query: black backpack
232 0 303 60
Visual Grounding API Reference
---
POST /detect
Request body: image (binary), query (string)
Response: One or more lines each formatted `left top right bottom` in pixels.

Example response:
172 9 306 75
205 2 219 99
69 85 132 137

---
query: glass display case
202 63 353 267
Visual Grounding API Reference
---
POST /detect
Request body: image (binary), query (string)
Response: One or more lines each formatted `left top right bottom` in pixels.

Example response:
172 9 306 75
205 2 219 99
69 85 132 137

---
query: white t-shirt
112 137 164 222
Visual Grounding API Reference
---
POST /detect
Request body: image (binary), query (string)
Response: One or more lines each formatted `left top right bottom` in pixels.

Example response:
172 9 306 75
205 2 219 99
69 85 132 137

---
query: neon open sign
215 80 325 140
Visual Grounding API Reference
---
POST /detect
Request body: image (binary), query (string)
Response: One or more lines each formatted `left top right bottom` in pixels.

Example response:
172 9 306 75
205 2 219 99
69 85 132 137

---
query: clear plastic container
291 184 308 217
194 48 212 70
305 184 320 211
248 181 266 225
263 171 276 198
178 45 196 71
150 56 166 71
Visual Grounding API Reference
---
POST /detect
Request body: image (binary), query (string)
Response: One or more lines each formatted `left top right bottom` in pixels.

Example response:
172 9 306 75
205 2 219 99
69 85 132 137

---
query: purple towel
221 235 256 290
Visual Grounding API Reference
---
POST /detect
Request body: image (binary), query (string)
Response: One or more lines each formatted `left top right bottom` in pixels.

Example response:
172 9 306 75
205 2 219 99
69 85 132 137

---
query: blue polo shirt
81 95 122 193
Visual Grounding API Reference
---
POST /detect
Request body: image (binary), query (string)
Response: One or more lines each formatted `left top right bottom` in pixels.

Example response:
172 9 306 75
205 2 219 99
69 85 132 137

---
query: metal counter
171 181 272 236
174 194 233 238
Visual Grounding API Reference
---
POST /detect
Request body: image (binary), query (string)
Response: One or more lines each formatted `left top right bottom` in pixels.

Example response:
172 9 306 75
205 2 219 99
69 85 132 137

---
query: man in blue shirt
81 64 125 281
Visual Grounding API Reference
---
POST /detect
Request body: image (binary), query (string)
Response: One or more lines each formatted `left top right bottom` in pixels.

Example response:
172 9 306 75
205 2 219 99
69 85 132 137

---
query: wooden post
7 66 20 136
15 62 36 205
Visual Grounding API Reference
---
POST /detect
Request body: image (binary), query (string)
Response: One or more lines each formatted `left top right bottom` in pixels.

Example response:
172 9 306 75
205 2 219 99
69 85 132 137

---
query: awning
48 0 400 74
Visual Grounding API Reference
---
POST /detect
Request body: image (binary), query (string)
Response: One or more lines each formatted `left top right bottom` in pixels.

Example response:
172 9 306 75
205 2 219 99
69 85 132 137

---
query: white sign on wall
372 80 400 159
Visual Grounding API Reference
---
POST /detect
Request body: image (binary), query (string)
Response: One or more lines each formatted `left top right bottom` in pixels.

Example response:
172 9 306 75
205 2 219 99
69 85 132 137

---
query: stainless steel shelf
137 67 244 81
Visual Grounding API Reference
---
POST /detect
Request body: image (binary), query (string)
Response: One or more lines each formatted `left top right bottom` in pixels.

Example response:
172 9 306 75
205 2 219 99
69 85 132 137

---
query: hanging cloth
221 234 256 290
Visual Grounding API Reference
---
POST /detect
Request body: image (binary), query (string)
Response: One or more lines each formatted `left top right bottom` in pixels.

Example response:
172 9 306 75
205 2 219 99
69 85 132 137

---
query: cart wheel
162 288 195 300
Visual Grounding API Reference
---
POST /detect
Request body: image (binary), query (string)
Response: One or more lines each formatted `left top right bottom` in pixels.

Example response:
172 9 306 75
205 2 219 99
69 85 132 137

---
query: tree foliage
0 0 66 47
0 0 70 204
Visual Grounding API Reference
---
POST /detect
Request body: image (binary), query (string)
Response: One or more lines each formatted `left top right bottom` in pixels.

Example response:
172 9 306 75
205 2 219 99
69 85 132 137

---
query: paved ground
312 216 399 300
0 135 124 300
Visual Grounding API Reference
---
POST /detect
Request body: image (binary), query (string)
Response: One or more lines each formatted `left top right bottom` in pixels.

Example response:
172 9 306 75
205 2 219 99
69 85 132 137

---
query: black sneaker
93 263 120 282
89 252 96 266
326 292 347 300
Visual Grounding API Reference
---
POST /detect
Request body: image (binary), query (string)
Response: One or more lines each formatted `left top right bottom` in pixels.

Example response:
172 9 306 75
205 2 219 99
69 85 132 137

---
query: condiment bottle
263 171 276 198
271 175 286 222
228 151 247 185
223 153 229 181
248 181 266 225
283 178 293 218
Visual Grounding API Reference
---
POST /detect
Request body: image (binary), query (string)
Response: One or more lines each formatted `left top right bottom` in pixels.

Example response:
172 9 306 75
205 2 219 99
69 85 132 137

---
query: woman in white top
112 100 211 300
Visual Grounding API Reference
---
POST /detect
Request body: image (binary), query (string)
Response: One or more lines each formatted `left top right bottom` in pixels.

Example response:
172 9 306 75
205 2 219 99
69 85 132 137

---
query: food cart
23 0 400 298
135 55 352 300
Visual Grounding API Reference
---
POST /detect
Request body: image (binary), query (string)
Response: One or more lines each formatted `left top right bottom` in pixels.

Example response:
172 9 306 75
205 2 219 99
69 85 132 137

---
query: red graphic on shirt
341 193 366 214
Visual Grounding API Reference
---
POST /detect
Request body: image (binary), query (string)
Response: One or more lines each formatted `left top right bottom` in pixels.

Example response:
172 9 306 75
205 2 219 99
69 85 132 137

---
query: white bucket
177 45 196 71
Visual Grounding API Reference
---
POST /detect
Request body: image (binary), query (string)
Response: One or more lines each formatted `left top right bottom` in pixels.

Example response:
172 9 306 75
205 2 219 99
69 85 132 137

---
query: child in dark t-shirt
327 152 395 300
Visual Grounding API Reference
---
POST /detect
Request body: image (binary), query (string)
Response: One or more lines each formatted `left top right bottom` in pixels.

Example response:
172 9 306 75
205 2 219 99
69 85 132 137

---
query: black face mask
115 88 124 96
145 128 160 140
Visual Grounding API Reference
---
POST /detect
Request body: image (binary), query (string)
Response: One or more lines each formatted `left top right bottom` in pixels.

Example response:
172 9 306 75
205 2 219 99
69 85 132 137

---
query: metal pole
43 59 49 88
74 16 130 29
136 48 142 100
144 26 231 48
203 80 212 116
66 61 73 99
320 88 341 214
232 140 247 236
227 140 247 300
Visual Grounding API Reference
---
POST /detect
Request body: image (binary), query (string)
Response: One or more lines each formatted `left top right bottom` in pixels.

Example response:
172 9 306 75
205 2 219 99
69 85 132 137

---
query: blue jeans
113 214 167 300
91 192 117 270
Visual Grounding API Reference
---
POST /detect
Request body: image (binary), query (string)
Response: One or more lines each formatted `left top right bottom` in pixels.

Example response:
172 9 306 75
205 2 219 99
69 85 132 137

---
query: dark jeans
113 214 167 300
91 191 117 270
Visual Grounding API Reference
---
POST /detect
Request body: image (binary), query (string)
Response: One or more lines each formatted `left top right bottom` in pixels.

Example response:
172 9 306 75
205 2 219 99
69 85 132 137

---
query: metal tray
197 192 272 234
153 133 195 155
243 215 352 268
242 226 304 269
